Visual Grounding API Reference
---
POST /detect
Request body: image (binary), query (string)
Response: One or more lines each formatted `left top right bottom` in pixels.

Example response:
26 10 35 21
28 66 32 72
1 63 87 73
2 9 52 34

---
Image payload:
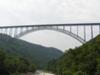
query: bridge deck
0 23 100 28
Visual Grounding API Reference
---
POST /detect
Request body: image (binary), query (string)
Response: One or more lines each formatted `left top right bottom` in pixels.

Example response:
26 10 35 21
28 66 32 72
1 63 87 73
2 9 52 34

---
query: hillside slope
46 35 100 75
0 48 36 75
0 34 63 69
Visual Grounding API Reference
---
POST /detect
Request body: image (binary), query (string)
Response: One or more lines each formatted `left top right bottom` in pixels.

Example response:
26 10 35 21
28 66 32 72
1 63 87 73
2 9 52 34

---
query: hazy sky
0 0 100 51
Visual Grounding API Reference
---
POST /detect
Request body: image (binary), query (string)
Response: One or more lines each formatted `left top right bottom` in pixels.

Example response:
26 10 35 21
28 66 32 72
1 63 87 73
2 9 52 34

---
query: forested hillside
0 34 63 69
0 48 36 75
46 35 100 75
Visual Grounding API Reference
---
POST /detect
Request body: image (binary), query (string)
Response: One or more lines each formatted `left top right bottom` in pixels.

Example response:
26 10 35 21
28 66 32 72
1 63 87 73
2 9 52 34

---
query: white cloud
0 0 100 51
0 0 100 26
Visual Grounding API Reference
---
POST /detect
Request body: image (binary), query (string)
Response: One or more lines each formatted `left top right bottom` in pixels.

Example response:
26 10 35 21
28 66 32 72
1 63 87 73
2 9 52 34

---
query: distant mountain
46 35 100 75
0 34 63 69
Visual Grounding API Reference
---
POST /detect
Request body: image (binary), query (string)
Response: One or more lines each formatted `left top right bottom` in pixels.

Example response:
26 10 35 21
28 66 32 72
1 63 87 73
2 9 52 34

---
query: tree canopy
46 35 100 75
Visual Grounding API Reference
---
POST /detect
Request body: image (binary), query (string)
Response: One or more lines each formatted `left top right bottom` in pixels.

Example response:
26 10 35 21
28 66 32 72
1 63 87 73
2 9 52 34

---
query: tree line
46 35 100 75
0 49 36 75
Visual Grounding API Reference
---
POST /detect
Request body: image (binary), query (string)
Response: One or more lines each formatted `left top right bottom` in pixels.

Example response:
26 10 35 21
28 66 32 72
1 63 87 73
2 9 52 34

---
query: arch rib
14 27 86 44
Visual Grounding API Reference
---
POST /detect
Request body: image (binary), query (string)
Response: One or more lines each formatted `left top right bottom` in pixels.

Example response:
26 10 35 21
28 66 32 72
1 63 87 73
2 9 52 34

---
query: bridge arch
15 27 86 44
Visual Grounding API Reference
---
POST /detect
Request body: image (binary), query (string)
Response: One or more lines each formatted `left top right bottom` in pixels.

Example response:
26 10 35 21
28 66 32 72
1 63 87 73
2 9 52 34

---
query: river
22 70 55 75
34 70 55 75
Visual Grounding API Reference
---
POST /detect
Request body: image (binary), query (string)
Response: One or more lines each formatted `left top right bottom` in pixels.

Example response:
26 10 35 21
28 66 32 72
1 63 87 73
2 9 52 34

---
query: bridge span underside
0 23 100 44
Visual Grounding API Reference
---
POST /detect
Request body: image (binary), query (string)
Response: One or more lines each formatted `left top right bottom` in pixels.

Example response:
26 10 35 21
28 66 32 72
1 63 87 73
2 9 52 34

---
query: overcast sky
0 0 100 51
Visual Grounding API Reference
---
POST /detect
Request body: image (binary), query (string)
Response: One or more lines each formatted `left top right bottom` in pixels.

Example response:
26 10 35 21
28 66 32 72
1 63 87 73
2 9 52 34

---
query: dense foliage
46 35 100 75
0 49 36 75
0 34 63 69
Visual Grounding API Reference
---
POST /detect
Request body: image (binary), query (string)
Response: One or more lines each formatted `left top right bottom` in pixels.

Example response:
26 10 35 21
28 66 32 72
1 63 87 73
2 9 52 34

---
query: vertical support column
38 25 40 30
4 28 8 41
56 26 58 30
5 28 8 35
0 28 1 34
99 25 100 34
20 27 23 36
30 26 33 30
32 26 34 30
84 25 86 41
3 28 5 34
50 25 52 29
77 25 79 36
63 25 65 30
91 25 93 39
2 28 4 34
0 28 1 33
24 27 29 35
4 28 6 34
0 28 3 38
70 25 72 32
20 27 22 33
26 27 29 31
14 28 17 38
9 28 13 37
1 28 3 34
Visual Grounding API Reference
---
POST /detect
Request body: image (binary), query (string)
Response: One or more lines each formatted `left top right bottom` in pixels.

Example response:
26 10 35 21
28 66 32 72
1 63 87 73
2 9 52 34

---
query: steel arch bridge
0 23 100 44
